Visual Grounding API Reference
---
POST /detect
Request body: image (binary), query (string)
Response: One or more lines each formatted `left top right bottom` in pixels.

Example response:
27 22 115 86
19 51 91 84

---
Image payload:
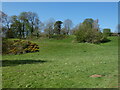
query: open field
2 36 118 88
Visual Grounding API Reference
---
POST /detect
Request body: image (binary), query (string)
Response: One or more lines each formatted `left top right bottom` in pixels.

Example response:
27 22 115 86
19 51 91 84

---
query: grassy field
2 36 118 88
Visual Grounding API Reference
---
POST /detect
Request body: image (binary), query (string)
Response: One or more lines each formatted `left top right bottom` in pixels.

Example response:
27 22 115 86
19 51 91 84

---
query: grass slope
2 36 118 88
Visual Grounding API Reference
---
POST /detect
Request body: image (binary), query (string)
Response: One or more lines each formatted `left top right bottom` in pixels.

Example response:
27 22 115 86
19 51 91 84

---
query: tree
1 11 16 38
18 12 40 38
19 12 29 38
1 11 11 37
63 19 73 35
10 15 22 38
27 12 39 36
39 21 44 33
103 28 111 36
71 23 80 35
1 11 42 38
61 28 66 35
33 18 41 37
44 18 55 37
1 11 11 30
92 19 99 30
82 18 94 29
74 18 106 44
54 21 62 35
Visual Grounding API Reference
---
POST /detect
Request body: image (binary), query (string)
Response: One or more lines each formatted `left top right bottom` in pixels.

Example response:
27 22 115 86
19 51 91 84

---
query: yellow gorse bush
8 40 39 55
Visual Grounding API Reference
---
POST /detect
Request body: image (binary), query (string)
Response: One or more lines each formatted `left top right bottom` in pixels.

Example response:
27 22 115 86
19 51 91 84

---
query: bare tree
71 23 80 35
63 19 73 35
1 11 12 37
92 19 99 30
1 11 11 31
39 21 44 33
44 18 55 36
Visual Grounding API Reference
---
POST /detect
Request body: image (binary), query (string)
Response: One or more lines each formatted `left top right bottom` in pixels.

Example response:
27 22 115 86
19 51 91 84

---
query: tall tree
18 12 40 38
27 12 39 35
1 11 11 33
11 15 22 38
63 19 73 35
1 11 13 38
54 21 62 35
33 18 41 37
44 18 55 36
71 23 80 35
19 12 28 38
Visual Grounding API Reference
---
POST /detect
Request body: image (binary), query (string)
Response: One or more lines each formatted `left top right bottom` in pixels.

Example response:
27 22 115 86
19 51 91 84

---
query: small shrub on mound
2 39 39 55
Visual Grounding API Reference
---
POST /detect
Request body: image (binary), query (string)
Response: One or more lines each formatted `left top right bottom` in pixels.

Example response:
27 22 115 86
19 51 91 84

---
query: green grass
2 36 118 88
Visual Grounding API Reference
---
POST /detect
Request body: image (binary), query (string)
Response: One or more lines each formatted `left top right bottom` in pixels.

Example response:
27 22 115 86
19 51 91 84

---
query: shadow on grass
1 59 47 67
100 38 111 43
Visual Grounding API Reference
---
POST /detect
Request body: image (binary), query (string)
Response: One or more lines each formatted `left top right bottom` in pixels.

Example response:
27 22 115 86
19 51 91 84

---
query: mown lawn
2 36 118 88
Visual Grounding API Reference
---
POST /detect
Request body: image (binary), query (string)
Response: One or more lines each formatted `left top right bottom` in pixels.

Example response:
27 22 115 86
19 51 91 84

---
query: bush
2 39 39 55
74 21 108 44
75 29 105 44
103 28 111 37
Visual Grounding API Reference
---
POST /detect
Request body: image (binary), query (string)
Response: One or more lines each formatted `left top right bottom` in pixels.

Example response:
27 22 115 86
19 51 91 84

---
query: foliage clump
74 18 109 44
2 39 39 55
103 28 111 37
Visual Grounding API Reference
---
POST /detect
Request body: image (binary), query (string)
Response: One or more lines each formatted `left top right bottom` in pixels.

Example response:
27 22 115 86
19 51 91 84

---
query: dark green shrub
103 28 111 36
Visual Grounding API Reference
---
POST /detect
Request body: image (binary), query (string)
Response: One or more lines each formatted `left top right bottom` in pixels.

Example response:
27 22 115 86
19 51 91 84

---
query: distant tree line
1 11 119 43
1 11 74 39
1 11 42 38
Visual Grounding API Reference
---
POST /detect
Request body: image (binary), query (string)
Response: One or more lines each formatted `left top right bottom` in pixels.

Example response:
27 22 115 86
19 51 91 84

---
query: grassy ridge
2 36 118 88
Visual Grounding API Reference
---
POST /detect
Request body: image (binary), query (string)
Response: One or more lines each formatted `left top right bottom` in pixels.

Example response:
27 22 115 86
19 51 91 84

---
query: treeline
1 11 74 39
1 11 119 43
1 11 42 38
